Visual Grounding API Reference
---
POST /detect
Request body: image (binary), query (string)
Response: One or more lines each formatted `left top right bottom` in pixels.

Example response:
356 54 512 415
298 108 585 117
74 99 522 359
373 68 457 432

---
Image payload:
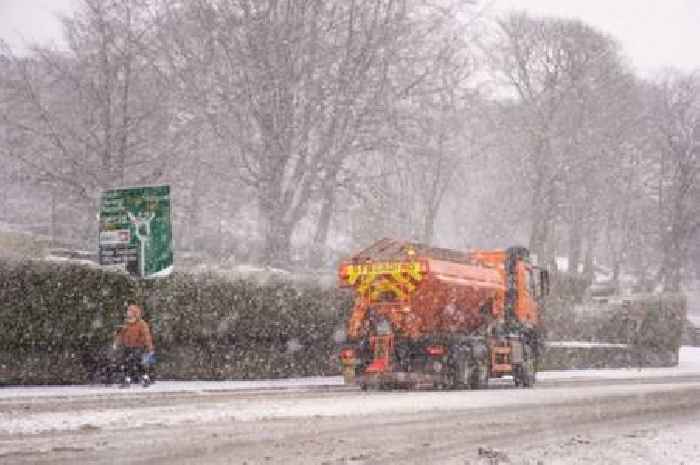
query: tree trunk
529 202 545 261
528 166 550 261
261 205 294 267
50 187 57 247
422 204 437 244
529 199 554 264
583 231 597 283
660 254 683 292
567 214 583 275
660 220 685 292
309 190 336 267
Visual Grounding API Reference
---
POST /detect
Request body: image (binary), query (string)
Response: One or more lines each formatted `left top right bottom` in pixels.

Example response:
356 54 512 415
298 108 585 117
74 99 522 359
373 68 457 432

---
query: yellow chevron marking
344 261 423 300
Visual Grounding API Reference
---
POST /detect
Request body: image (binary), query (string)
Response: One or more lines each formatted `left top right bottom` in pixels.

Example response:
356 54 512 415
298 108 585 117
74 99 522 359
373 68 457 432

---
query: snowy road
2 347 700 464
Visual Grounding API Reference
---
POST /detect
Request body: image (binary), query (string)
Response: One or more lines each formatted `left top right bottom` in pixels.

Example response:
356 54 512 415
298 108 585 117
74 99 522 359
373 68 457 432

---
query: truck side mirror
540 269 550 296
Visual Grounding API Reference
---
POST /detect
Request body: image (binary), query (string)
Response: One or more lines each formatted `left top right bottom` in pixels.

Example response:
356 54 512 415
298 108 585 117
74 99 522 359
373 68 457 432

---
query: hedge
0 260 687 384
0 260 351 384
543 292 686 349
550 271 591 303
542 275 686 369
541 345 678 370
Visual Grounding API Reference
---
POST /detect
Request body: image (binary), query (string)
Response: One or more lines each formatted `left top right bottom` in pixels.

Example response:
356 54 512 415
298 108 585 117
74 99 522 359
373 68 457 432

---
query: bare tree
394 36 480 244
493 13 632 267
648 71 700 291
163 0 484 265
161 1 399 264
0 0 181 243
312 0 485 250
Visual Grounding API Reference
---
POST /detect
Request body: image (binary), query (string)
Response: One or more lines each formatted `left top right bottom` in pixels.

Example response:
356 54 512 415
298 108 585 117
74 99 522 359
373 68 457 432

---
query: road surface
2 347 700 464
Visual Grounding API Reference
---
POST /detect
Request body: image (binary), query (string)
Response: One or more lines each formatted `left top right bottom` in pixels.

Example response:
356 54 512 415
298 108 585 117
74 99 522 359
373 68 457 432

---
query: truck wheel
518 346 537 388
469 362 489 390
512 364 523 387
521 357 536 387
452 356 472 390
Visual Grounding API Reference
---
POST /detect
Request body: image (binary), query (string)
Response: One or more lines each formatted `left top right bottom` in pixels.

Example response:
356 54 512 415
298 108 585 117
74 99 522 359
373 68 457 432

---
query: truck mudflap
340 334 396 386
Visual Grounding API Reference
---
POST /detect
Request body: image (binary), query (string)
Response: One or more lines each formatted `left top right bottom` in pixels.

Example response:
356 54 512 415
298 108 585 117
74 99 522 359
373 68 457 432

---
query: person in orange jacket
113 303 155 387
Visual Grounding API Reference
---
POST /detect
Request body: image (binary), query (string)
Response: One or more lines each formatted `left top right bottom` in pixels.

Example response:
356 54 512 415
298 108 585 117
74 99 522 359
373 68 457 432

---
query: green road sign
99 185 173 278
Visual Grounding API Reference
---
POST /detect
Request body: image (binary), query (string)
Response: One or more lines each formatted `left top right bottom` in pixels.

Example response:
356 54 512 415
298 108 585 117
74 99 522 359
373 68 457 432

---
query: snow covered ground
1 347 699 438
5 379 700 437
3 381 700 465
0 375 345 399
546 340 629 348
509 416 700 465
1 348 699 464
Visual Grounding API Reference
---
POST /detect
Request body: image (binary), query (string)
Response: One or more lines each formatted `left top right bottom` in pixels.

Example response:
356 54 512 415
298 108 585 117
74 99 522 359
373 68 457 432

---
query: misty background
0 0 698 293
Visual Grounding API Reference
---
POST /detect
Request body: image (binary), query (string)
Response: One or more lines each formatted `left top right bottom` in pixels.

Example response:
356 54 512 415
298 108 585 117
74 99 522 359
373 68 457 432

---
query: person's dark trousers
116 347 145 384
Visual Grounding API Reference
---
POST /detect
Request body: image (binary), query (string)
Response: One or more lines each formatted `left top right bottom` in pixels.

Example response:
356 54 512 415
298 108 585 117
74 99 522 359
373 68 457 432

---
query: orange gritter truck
337 238 549 390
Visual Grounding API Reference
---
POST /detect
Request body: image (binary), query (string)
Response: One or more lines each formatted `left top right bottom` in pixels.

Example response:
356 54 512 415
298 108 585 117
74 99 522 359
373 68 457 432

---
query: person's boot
120 375 131 388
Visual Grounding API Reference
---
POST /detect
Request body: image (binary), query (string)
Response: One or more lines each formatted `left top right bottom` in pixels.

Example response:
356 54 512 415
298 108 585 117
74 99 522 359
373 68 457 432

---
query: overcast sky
0 0 75 50
0 0 698 75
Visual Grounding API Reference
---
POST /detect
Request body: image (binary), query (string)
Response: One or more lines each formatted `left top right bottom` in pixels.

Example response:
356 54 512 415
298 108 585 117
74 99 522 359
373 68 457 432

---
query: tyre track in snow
2 380 700 464
3 371 700 416
3 346 700 463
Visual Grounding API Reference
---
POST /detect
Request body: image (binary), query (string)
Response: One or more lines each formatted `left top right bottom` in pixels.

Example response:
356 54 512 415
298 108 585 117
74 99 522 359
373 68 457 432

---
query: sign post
99 185 173 278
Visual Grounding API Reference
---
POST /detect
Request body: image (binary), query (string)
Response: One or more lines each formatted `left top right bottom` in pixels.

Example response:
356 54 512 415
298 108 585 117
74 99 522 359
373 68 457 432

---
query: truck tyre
452 356 472 390
513 361 523 386
512 364 523 387
514 346 536 388
469 362 489 390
